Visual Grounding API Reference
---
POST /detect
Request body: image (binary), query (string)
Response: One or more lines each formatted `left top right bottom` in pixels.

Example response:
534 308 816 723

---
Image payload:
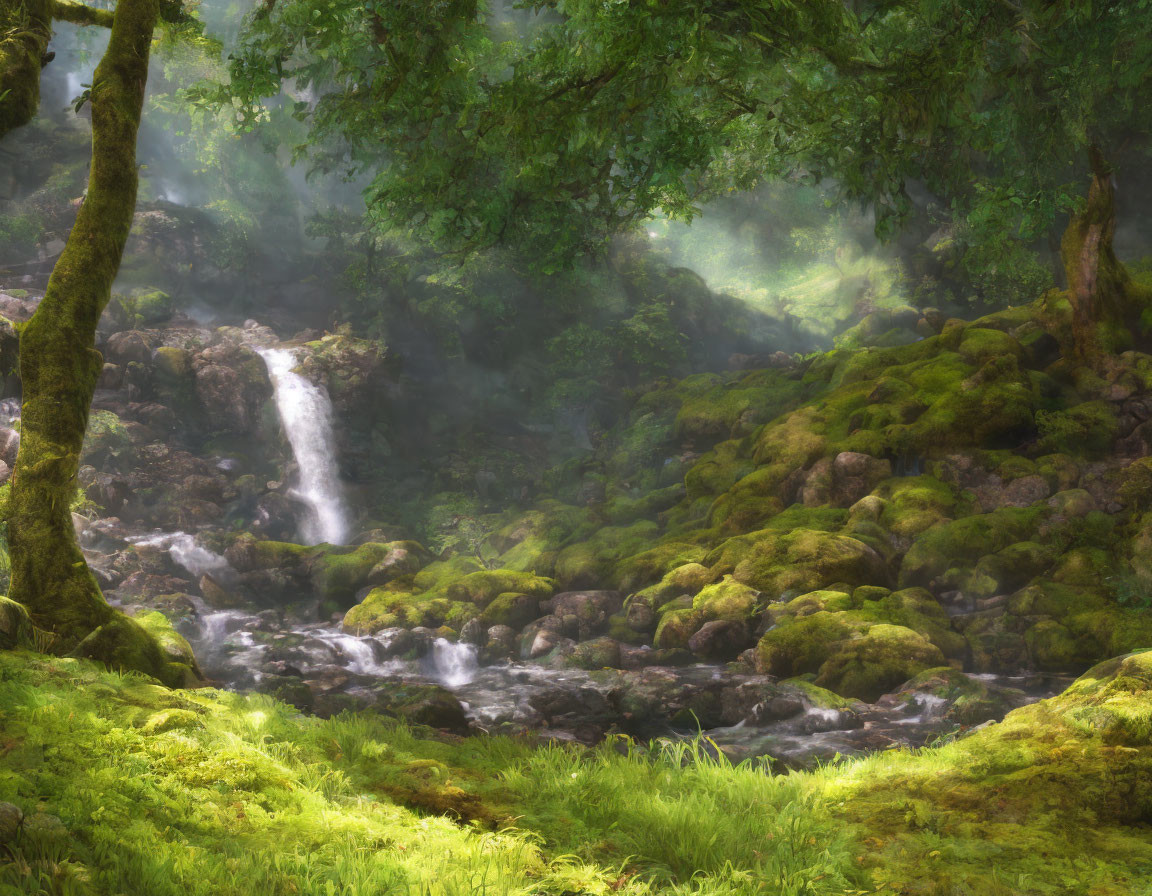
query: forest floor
0 647 1150 896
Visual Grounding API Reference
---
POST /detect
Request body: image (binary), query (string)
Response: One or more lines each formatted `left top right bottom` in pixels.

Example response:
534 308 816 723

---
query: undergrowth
1 649 1152 895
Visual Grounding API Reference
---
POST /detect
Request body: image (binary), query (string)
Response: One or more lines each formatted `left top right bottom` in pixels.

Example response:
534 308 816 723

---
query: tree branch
50 0 115 27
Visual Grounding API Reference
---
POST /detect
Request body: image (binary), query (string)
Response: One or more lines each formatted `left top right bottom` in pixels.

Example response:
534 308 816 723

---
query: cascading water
127 531 235 582
256 347 350 545
429 639 480 687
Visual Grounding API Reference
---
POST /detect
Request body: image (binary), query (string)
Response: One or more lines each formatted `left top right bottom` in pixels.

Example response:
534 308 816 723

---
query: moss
673 369 807 445
691 576 762 621
141 708 203 735
970 541 1056 598
553 521 660 589
874 474 963 538
69 614 190 689
0 596 32 649
566 636 623 670
130 287 172 322
1036 400 1119 456
755 611 854 678
311 542 397 607
683 440 753 499
412 556 488 591
478 592 541 629
653 606 704 649
956 327 1023 364
443 569 555 608
709 526 888 598
899 506 1043 589
814 623 947 702
613 541 707 592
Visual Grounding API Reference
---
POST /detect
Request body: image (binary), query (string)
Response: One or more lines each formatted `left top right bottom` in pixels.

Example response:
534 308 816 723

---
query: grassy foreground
0 650 1150 896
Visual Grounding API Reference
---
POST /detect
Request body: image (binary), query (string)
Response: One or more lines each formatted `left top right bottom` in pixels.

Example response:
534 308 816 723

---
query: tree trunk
6 0 159 649
0 0 53 140
1060 145 1131 362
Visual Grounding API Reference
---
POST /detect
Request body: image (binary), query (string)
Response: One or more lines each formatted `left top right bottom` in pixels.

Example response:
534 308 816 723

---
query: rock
104 330 155 365
479 592 542 630
688 619 752 660
568 636 623 670
376 683 470 733
0 597 32 649
520 615 569 659
0 426 19 466
459 617 485 646
542 590 623 639
483 624 518 660
831 452 892 506
815 624 948 702
0 802 22 843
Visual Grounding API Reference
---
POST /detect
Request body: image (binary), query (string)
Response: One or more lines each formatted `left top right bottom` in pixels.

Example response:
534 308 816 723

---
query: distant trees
219 0 1152 357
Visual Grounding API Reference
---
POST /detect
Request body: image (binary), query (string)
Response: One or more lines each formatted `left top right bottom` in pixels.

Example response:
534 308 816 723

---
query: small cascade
128 531 236 582
429 638 480 687
256 347 350 545
305 630 399 676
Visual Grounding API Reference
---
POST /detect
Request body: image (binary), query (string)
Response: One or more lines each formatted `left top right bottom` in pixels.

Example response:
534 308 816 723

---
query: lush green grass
1 649 1152 895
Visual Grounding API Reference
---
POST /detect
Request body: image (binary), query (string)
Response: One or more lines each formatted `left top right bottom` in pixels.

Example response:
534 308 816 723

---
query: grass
1 648 1152 894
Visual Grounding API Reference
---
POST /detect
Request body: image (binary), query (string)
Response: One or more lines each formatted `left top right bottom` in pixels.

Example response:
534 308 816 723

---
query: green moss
478 592 541 629
709 526 888 598
691 576 763 622
899 506 1043 589
755 611 854 678
814 623 947 702
1036 400 1119 456
444 569 555 607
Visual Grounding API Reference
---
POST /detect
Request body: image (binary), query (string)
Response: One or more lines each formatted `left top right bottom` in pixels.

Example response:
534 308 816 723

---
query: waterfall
429 638 480 687
256 347 350 545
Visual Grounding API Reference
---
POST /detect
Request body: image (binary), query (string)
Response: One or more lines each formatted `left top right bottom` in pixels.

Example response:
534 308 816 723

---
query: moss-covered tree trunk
0 0 52 139
6 0 159 648
1061 146 1131 362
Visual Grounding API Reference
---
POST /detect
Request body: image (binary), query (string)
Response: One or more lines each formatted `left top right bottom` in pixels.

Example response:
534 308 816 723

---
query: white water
430 638 480 687
128 531 235 582
256 347 350 545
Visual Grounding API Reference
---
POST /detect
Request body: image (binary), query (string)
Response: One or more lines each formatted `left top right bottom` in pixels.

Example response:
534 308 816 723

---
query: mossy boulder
479 592 542 630
130 288 175 325
684 572 752 612
443 569 555 608
567 637 623 670
814 624 947 702
755 611 855 678
709 526 889 598
70 613 197 689
0 596 31 649
374 683 470 733
899 506 1041 589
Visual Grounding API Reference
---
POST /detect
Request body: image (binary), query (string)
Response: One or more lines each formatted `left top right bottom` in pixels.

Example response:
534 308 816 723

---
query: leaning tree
217 0 1152 358
0 0 193 680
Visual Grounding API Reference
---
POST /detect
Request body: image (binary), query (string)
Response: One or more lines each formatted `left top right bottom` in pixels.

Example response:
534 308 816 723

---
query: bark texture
1061 147 1131 361
7 0 159 650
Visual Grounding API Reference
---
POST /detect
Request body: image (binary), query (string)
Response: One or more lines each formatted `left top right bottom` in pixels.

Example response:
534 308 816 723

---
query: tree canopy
210 0 1152 277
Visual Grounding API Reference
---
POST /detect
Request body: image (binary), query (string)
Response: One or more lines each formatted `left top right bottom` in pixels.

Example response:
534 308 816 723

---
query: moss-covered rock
479 592 542 630
814 624 947 702
443 569 555 608
0 596 32 649
567 637 623 670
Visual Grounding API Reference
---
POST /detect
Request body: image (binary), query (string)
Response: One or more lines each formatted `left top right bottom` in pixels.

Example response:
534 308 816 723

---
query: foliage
203 0 1152 277
3 646 1152 893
